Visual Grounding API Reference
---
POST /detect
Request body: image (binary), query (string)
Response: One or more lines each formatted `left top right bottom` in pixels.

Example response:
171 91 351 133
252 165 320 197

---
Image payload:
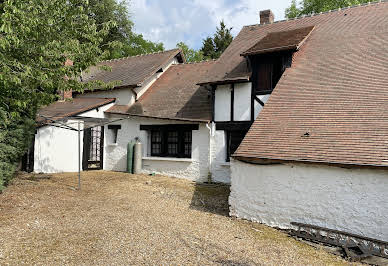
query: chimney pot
260 10 274 24
59 89 73 100
64 59 73 66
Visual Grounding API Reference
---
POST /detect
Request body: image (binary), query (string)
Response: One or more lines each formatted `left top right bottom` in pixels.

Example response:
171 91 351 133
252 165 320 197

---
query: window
183 131 192 157
251 52 292 94
226 130 248 162
167 131 179 156
150 129 192 158
151 130 162 155
141 124 198 158
257 63 273 92
107 125 121 144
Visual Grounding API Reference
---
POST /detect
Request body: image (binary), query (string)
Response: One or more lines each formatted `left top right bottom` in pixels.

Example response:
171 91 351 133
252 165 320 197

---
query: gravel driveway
0 171 349 265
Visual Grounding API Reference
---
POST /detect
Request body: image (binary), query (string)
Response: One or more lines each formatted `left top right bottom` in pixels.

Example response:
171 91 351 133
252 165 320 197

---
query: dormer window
251 52 292 94
241 26 314 94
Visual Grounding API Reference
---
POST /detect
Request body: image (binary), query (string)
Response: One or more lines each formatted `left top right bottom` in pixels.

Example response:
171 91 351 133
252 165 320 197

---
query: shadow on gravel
189 182 230 216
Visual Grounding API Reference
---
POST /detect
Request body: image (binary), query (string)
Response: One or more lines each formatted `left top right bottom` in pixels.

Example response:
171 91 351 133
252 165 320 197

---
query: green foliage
176 42 204 63
0 0 112 189
0 108 35 189
88 0 164 59
285 0 301 19
121 33 164 58
285 0 371 18
201 20 233 60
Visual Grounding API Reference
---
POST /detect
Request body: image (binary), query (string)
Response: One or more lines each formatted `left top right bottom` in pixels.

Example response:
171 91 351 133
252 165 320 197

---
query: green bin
127 141 135 173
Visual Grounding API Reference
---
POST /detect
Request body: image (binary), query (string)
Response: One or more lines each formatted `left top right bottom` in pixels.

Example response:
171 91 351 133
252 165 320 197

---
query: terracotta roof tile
233 1 388 167
106 61 216 122
37 98 115 125
82 49 184 88
241 26 314 56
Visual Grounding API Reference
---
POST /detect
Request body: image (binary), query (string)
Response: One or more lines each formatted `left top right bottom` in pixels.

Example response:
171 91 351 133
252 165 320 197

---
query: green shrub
0 108 35 190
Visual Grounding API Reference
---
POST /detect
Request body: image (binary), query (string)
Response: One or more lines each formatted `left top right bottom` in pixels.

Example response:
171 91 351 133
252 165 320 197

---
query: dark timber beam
211 84 216 122
255 96 265 107
140 124 199 131
216 121 252 131
230 83 234 121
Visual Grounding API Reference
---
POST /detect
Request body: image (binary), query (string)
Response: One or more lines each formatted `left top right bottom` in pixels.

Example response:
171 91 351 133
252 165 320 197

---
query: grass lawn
0 171 351 265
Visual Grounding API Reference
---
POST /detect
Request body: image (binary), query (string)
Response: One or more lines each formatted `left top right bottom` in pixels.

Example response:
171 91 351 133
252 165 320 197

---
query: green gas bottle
127 141 135 173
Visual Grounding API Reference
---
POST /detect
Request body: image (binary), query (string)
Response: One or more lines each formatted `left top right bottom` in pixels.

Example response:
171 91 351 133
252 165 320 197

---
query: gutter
105 112 210 123
232 155 388 170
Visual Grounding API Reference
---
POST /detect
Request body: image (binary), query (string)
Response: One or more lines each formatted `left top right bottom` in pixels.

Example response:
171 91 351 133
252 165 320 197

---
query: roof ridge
174 59 217 66
243 0 387 28
99 48 180 64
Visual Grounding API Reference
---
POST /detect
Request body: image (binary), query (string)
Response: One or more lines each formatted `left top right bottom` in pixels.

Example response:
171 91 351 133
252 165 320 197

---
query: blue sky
129 0 291 50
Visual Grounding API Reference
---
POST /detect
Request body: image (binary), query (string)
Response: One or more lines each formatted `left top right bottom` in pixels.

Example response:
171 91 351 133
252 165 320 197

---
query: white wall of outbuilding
229 159 388 241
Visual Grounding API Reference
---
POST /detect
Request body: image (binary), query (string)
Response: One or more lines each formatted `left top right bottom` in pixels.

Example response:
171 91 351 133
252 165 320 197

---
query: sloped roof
233 1 388 167
82 49 184 88
240 26 314 56
37 98 115 125
106 61 216 122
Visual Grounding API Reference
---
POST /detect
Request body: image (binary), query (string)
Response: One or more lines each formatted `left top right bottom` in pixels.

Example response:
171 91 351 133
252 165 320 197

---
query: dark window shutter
257 63 273 92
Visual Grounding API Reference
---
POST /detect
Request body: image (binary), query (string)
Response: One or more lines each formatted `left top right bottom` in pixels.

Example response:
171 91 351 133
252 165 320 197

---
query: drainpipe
206 121 215 183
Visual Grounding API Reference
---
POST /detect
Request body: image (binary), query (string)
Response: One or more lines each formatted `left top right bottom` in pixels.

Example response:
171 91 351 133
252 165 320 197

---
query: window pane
151 131 161 142
184 143 191 156
151 131 162 155
184 131 191 143
183 131 192 157
168 131 178 142
167 143 178 155
152 143 161 155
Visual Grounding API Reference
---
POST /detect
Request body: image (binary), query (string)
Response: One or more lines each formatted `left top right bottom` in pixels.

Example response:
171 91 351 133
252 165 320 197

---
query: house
33 49 185 173
32 42 258 183
197 3 387 242
100 60 216 182
32 48 233 183
30 1 387 243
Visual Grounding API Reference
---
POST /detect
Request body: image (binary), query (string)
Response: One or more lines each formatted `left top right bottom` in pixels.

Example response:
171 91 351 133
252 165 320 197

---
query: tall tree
201 20 233 60
88 0 164 59
176 42 204 63
0 0 112 188
285 0 370 18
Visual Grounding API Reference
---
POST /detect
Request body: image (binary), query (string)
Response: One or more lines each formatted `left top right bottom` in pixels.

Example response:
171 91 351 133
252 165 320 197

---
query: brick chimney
60 90 73 100
59 59 74 100
260 10 274 24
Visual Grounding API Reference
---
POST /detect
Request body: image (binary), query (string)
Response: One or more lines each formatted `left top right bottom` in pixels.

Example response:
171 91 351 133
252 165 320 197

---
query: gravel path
0 171 350 265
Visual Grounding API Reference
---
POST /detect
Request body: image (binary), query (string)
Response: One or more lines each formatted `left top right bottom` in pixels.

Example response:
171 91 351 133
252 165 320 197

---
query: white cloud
129 0 291 50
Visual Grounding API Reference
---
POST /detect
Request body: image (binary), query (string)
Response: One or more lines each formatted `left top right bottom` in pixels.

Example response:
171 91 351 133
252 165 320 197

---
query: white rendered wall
76 87 135 106
229 159 388 241
34 104 112 173
78 102 115 118
233 82 251 121
103 115 210 182
209 130 231 183
34 120 83 173
254 94 270 119
214 84 231 121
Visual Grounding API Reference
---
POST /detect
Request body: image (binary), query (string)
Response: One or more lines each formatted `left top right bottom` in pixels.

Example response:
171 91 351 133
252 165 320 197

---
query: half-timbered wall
214 84 231 121
233 83 251 121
